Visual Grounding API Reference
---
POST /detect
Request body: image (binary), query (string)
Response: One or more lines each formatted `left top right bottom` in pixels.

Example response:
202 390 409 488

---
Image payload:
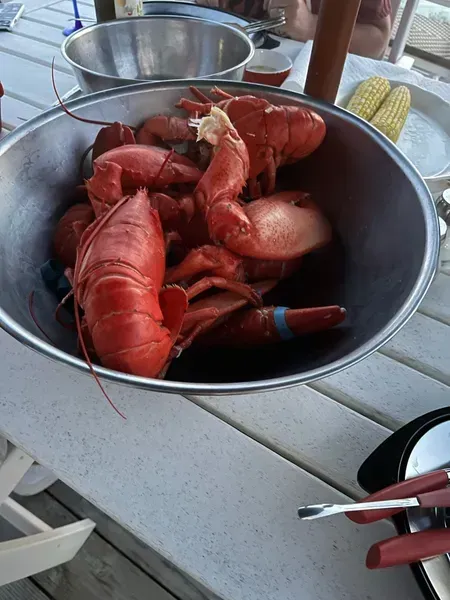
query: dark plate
358 409 450 600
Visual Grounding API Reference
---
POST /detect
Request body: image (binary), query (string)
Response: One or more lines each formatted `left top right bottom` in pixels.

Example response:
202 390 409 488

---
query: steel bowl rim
60 15 255 83
0 80 439 395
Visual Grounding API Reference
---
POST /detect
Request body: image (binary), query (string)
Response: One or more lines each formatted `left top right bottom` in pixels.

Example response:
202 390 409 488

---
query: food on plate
41 86 346 391
370 85 411 143
346 76 391 121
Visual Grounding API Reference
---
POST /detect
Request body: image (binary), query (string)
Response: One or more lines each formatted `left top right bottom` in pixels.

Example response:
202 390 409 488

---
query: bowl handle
304 0 361 104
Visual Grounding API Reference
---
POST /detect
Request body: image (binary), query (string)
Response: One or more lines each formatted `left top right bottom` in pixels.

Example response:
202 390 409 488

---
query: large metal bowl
142 1 266 48
0 81 439 395
61 16 255 94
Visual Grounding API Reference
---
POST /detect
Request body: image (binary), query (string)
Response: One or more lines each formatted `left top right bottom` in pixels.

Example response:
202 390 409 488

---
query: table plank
314 352 450 430
0 34 72 74
419 272 450 325
1 95 41 129
0 331 423 600
25 5 93 28
382 313 450 385
14 19 65 46
189 386 389 498
1 53 75 109
51 0 96 20
24 0 63 14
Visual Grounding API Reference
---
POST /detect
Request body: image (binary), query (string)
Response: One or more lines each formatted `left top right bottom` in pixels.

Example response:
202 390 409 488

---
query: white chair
0 445 94 586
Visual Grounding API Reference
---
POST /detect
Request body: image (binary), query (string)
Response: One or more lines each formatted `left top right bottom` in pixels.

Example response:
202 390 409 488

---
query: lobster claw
196 305 346 347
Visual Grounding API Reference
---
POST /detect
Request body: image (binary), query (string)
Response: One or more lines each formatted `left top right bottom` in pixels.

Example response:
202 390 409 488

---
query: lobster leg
172 279 277 354
53 203 95 269
136 115 196 146
186 276 262 306
164 246 244 285
197 305 347 347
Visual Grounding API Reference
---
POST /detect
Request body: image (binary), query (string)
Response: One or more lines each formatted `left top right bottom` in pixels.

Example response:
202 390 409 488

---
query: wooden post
304 0 362 103
93 0 116 22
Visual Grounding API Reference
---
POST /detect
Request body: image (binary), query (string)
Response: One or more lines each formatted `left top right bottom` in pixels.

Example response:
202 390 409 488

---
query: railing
389 0 450 67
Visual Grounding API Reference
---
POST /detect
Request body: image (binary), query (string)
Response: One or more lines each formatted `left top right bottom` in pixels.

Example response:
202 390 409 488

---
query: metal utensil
347 469 450 525
298 488 450 520
61 16 255 93
0 81 438 394
226 13 286 34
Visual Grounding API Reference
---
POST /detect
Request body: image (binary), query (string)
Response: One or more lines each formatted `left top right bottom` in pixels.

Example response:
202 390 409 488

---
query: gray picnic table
1 3 450 599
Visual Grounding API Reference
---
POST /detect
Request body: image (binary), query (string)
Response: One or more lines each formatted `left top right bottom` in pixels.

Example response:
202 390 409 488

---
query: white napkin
281 40 450 104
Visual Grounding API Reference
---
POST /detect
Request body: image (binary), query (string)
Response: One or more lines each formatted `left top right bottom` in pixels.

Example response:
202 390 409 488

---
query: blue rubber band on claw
273 307 295 341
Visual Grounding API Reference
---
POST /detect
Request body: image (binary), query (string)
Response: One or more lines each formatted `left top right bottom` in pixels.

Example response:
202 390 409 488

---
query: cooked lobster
192 107 332 260
72 188 188 380
177 86 326 196
53 203 95 269
85 145 203 217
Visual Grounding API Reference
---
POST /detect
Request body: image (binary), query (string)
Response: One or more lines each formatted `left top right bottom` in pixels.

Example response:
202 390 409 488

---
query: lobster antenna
51 59 135 130
72 200 132 420
153 148 174 188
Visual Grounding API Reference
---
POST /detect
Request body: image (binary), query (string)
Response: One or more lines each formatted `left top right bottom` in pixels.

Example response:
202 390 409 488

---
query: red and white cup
244 50 292 87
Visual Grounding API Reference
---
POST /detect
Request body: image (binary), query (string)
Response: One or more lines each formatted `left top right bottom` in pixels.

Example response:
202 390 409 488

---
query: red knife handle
418 487 450 508
366 529 450 569
347 470 449 524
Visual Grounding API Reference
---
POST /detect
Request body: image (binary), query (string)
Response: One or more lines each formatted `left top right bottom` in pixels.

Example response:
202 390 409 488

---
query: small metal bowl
61 16 255 94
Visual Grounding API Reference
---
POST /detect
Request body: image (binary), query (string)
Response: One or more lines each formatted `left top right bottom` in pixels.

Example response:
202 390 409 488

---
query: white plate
336 79 450 182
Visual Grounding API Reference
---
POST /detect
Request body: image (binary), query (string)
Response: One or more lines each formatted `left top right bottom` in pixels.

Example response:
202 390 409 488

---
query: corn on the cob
370 85 411 143
345 76 391 121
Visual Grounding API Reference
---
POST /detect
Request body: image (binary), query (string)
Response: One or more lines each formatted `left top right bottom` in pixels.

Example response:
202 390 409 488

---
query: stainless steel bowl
142 1 266 48
61 16 255 94
0 81 439 395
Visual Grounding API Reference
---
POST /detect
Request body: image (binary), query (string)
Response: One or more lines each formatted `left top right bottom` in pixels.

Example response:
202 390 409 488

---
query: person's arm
265 0 391 59
348 16 391 59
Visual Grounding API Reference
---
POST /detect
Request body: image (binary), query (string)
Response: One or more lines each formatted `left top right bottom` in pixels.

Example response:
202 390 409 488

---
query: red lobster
53 203 95 268
72 189 188 381
188 107 331 261
177 86 326 196
85 145 203 217
197 305 346 347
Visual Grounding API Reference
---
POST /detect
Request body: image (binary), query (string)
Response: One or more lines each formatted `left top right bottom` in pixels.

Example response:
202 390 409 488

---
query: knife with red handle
366 528 450 569
346 469 450 524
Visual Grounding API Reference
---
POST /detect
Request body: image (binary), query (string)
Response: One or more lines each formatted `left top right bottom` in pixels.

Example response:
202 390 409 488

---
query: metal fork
227 12 286 35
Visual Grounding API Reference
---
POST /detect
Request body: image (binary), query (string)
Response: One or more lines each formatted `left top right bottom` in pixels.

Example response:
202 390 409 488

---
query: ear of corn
370 85 411 143
345 76 391 121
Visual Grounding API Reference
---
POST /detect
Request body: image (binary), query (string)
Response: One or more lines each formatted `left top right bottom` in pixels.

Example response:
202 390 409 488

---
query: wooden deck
0 483 175 600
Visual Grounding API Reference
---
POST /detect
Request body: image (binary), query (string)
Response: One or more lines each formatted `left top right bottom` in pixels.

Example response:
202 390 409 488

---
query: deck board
7 492 177 600
0 579 51 600
49 483 215 600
